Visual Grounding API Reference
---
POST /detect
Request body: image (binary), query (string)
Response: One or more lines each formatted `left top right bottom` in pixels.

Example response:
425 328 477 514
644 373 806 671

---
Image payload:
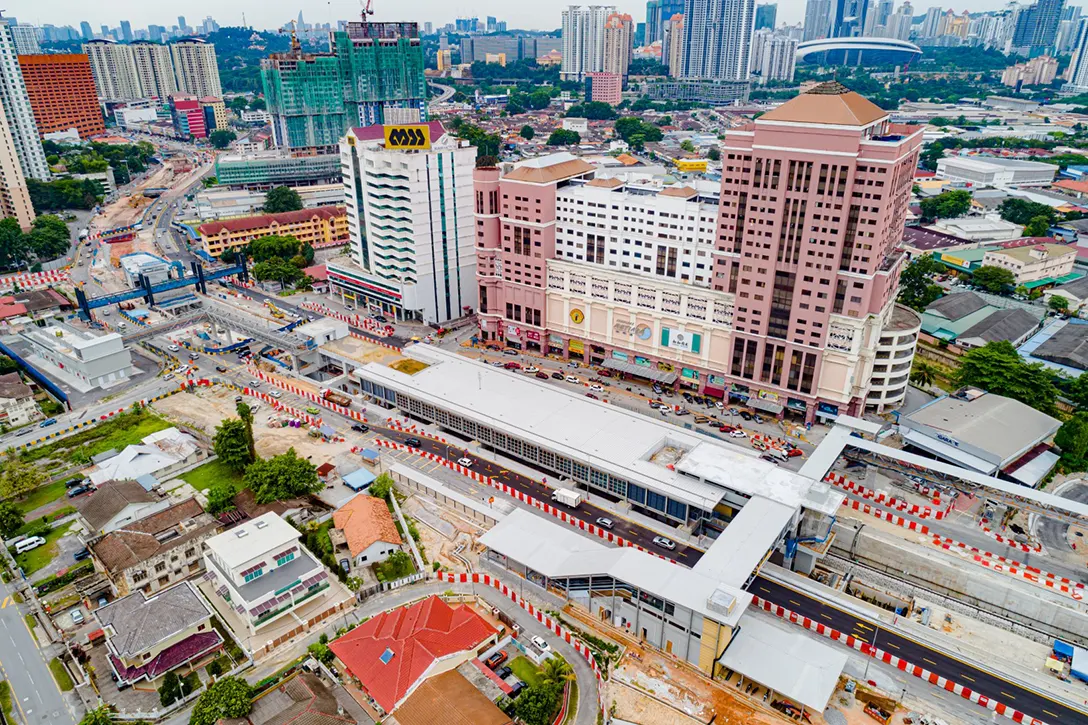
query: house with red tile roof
329 494 402 572
329 595 499 714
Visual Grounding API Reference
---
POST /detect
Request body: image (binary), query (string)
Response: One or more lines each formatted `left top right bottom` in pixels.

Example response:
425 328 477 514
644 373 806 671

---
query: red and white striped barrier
299 301 395 339
0 269 70 292
979 519 1043 554
752 597 1047 725
249 368 368 423
929 532 1082 600
843 498 930 534
824 472 951 520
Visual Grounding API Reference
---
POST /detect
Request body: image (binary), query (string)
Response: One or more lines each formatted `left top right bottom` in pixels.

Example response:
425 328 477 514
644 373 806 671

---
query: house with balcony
0 373 38 427
89 498 220 597
95 581 223 687
202 513 351 649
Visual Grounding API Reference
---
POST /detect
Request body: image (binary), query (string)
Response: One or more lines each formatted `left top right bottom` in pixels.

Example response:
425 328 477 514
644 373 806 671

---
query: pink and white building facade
474 83 923 423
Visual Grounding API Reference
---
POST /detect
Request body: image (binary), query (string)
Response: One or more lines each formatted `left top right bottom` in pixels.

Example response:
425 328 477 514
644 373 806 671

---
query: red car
485 651 508 669
585 393 599 400
503 362 521 370
786 448 804 458
535 372 549 379
597 369 612 377
718 425 735 433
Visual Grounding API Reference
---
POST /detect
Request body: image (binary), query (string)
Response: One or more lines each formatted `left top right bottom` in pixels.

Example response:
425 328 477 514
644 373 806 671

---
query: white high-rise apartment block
131 41 177 101
330 122 477 325
171 39 222 98
803 0 833 41
919 7 943 38
680 0 755 81
666 14 685 77
9 24 40 55
753 33 796 84
561 5 615 81
0 23 48 181
1066 19 1088 92
602 12 634 78
83 39 142 99
0 106 35 230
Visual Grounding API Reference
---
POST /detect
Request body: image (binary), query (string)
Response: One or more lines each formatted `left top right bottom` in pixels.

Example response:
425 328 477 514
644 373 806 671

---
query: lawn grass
0 680 12 721
14 523 72 575
14 481 66 516
180 458 243 492
24 614 37 643
48 657 74 691
562 681 578 725
21 409 172 465
15 505 75 533
509 655 543 688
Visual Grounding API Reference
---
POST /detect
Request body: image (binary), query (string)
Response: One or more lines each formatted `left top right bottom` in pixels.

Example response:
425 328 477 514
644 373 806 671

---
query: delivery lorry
551 487 584 508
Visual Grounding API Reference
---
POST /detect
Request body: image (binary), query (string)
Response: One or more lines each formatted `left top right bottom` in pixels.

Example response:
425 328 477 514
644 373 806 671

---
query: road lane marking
961 674 975 682
788 599 801 607
1000 691 1016 700
757 587 770 594
854 621 873 631
923 658 937 666
886 642 899 650
1045 710 1060 718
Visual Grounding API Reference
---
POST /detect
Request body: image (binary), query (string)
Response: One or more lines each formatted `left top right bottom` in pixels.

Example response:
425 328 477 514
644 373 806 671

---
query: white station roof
718 613 848 712
358 347 837 515
479 509 749 628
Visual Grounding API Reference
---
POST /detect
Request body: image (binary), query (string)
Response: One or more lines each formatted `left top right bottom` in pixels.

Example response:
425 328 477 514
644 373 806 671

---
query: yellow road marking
961 674 975 682
1 596 9 608
757 587 770 594
1045 710 1060 718
854 621 873 631
1000 691 1017 700
923 658 937 666
788 599 801 607
886 642 899 650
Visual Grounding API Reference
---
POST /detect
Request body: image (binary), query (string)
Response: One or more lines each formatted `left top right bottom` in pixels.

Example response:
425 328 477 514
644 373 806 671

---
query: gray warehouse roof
958 308 1039 346
925 292 987 322
1033 322 1088 371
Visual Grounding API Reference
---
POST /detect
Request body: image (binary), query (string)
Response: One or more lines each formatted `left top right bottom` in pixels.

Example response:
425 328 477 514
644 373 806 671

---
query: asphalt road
0 579 76 725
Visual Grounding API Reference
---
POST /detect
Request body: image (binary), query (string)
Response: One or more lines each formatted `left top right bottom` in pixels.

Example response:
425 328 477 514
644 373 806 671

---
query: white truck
551 487 584 508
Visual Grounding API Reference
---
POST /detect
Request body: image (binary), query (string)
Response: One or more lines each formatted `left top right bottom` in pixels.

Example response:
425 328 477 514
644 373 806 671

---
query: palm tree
539 657 575 689
911 361 936 388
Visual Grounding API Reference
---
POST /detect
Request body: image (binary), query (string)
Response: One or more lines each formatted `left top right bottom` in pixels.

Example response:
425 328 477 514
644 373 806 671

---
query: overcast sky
8 1 1044 35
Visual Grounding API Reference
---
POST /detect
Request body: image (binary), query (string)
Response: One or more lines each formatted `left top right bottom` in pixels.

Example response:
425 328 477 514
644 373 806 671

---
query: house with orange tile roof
330 494 403 572
328 595 499 715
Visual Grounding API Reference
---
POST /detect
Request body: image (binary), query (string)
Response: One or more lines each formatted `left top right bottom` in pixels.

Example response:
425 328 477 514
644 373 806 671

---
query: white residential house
330 494 403 572
0 373 38 427
88 427 203 487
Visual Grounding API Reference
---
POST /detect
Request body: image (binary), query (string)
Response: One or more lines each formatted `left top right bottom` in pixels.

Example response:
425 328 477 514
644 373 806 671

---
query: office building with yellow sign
329 121 479 325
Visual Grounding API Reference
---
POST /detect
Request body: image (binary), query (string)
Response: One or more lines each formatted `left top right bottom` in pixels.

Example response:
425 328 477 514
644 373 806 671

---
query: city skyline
12 0 1072 36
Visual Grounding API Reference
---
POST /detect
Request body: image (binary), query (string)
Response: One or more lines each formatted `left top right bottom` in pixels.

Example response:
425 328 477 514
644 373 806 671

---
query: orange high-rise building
18 54 105 140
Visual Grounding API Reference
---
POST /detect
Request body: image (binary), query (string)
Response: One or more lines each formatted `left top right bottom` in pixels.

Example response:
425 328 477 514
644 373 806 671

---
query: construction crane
360 0 373 22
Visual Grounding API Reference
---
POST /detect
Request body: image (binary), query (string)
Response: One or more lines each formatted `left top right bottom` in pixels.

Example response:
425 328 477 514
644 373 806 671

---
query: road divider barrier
0 268 70 293
824 472 952 519
248 368 368 423
979 518 1043 554
842 498 930 534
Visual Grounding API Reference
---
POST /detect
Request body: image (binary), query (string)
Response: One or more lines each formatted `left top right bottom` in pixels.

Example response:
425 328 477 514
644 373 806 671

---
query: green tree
79 705 114 725
539 657 575 688
1070 372 1088 410
999 198 1056 226
213 418 252 472
971 265 1016 294
262 186 304 214
528 90 552 110
510 684 561 725
307 641 334 664
244 448 320 503
208 130 237 149
206 482 237 514
248 234 300 263
910 360 937 388
228 97 249 112
1049 295 1070 312
1056 413 1088 471
707 147 721 161
1023 214 1051 237
368 472 395 500
158 671 183 707
300 243 315 266
381 550 414 579
919 190 972 221
252 257 302 289
520 125 535 140
0 217 29 270
0 356 19 375
455 123 501 159
564 101 618 120
190 676 252 725
0 455 44 499
679 139 696 153
954 341 1057 412
26 215 71 260
250 97 266 111
505 101 526 115
547 129 581 146
236 401 256 462
897 254 944 311
0 501 24 538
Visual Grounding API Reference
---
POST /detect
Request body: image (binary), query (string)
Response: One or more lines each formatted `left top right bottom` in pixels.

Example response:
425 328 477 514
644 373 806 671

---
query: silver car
652 536 676 551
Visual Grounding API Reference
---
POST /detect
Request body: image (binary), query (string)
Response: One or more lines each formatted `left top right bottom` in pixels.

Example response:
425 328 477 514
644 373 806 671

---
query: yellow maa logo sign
570 309 585 324
384 125 431 150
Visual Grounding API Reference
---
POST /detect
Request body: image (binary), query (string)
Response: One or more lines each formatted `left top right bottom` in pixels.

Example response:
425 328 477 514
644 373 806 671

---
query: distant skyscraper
9 24 40 55
0 22 48 181
665 14 684 76
100 25 110 38
423 22 433 35
635 21 646 46
120 20 133 42
646 0 663 43
171 38 222 98
755 3 778 30
1012 0 1065 55
680 0 756 81
803 0 833 41
602 12 634 77
262 22 427 153
919 6 942 38
132 41 177 100
178 16 187 32
753 32 796 83
83 39 142 99
561 5 615 81
1066 18 1088 90
487 16 498 32
81 21 93 40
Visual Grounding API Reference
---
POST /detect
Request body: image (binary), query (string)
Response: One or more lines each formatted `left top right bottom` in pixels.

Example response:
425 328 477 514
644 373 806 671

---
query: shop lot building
474 82 922 422
354 345 839 546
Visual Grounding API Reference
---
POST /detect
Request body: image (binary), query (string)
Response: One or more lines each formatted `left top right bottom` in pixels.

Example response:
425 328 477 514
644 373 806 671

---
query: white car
652 536 676 551
565 375 579 383
457 457 473 467
530 635 551 652
249 380 261 387
163 373 174 381
167 344 179 352
589 384 604 392
714 401 724 409
729 429 748 439
177 365 190 375
524 366 540 373
269 390 282 399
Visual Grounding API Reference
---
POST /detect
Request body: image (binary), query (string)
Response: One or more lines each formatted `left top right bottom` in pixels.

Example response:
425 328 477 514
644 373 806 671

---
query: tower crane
360 0 374 22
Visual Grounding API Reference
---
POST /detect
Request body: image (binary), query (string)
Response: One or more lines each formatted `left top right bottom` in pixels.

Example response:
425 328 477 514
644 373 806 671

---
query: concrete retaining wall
832 520 1088 645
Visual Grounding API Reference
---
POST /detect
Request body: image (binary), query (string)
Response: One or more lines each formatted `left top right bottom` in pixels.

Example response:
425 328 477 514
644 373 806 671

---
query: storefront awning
603 358 678 384
748 398 784 415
